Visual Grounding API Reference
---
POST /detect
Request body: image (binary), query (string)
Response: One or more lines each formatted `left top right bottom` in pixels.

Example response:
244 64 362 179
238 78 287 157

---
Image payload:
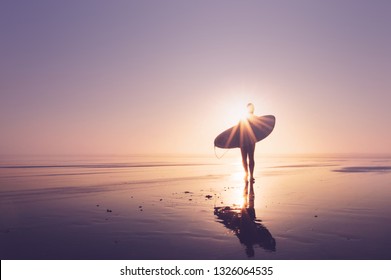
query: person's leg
240 146 249 180
248 143 255 182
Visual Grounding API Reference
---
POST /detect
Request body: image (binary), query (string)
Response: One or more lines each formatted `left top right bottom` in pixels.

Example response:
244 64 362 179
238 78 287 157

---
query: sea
1 153 391 259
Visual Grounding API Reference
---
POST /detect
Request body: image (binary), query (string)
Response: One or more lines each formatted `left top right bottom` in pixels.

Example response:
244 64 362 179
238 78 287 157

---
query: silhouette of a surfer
241 103 256 182
214 103 275 180
214 181 276 257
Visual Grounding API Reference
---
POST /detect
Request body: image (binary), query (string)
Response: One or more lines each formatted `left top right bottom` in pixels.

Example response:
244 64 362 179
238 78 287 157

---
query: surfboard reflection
214 181 276 257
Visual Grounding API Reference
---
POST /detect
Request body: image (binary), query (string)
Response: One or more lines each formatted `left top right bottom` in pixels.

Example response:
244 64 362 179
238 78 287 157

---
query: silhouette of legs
241 147 249 180
248 144 255 182
241 143 255 182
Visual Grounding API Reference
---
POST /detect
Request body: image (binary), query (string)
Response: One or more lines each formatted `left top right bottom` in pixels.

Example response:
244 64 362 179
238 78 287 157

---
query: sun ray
239 116 257 147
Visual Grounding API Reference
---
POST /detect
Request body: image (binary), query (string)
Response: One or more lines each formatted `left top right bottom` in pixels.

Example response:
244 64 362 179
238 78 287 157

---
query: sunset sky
1 1 390 156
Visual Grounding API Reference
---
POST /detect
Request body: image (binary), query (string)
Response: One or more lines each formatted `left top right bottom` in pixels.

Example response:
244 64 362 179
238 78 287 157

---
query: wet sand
1 154 391 259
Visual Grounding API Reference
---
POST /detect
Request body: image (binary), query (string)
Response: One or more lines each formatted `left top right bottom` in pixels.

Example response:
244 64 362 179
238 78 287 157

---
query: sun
228 104 252 124
217 93 262 130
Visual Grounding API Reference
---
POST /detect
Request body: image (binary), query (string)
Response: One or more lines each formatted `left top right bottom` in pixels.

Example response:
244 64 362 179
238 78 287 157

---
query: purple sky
1 1 390 155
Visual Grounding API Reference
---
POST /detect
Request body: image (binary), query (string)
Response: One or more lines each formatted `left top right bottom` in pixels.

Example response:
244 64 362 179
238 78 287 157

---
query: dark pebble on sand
107 209 112 212
160 199 163 201
96 204 99 207
314 215 318 218
205 195 213 199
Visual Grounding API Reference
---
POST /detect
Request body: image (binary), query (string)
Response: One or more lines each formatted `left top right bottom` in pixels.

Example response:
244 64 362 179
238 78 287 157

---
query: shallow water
1 154 391 259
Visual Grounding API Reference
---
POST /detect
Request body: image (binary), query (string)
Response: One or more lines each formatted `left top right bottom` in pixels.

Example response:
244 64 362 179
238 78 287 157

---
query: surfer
241 103 256 182
214 103 275 183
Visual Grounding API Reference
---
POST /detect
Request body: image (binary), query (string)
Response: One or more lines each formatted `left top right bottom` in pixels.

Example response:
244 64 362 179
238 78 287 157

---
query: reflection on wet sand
214 181 276 257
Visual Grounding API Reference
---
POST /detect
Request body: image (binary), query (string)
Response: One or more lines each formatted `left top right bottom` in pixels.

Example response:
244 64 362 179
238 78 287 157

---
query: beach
1 153 391 260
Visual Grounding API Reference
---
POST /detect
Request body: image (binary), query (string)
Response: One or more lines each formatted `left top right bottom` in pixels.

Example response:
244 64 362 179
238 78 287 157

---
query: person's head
247 103 254 114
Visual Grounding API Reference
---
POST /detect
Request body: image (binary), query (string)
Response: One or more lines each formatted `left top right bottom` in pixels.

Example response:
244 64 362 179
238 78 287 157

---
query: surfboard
214 115 276 149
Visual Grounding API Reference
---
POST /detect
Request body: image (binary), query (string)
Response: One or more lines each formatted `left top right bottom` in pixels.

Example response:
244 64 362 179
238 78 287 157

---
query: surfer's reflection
214 181 276 257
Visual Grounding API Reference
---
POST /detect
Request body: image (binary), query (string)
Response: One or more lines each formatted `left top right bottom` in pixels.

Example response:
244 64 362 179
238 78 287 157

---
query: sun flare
231 170 247 182
224 104 253 127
